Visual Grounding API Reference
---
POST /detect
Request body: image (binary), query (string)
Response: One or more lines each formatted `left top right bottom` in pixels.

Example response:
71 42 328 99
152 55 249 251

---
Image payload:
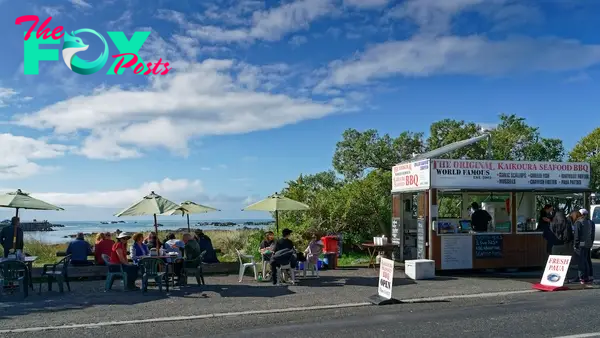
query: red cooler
321 236 339 254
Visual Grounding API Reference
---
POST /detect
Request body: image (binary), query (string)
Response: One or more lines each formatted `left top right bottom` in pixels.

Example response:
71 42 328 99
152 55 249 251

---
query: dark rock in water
17 220 60 232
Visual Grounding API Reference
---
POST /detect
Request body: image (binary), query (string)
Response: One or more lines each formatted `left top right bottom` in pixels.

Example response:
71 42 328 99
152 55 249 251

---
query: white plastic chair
236 249 258 282
278 264 295 285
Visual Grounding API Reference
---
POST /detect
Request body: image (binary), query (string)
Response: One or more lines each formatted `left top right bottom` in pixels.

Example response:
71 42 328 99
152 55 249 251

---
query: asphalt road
3 288 600 338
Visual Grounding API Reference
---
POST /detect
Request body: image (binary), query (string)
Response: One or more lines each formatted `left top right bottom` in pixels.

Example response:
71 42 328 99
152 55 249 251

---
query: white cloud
159 0 335 43
14 60 339 160
344 0 390 9
70 0 92 9
4 178 202 208
39 6 62 17
0 133 70 179
200 167 211 171
289 35 308 46
317 35 600 90
566 72 592 83
387 0 484 35
0 87 17 107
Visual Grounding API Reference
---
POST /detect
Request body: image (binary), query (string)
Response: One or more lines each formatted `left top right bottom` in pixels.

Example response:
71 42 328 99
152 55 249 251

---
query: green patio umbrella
114 191 180 236
161 201 220 232
242 193 309 233
0 189 64 253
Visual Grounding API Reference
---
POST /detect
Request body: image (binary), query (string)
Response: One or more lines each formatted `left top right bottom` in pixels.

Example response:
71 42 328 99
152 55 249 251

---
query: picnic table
0 256 37 290
360 243 397 269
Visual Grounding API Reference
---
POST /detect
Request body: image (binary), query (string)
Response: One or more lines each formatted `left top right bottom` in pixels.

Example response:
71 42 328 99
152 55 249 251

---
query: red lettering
51 26 64 40
161 62 171 75
133 62 145 74
15 15 63 41
144 62 153 75
112 53 139 74
36 17 53 40
151 58 165 75
405 174 419 186
15 15 39 41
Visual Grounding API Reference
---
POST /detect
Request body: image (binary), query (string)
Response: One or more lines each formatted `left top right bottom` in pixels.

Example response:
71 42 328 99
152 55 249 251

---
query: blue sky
0 0 599 221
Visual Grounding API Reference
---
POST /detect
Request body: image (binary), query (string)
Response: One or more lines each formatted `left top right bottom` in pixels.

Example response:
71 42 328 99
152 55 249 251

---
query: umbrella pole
153 213 159 241
275 210 279 234
12 207 19 254
187 214 190 232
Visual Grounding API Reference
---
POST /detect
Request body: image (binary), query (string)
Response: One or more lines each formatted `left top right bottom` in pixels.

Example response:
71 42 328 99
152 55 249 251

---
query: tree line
278 114 600 247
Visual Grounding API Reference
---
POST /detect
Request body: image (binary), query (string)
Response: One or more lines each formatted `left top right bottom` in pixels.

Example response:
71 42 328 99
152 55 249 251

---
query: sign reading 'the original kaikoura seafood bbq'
430 160 590 190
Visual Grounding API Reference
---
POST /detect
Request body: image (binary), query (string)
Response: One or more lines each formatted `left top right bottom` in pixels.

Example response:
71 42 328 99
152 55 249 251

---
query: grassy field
23 229 369 267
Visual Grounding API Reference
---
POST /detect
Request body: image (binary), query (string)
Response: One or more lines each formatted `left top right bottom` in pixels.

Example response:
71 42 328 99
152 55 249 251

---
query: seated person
164 233 184 257
110 232 139 291
144 232 159 250
260 231 275 261
270 228 296 285
194 229 211 242
67 232 93 266
94 232 114 265
130 232 150 264
182 233 203 269
197 231 219 263
305 234 323 265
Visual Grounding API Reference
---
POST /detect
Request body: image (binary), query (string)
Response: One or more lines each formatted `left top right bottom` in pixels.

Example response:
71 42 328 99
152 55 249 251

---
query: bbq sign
15 15 171 75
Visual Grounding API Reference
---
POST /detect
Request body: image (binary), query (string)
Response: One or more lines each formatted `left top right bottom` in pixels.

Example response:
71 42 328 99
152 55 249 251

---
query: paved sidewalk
0 267 542 330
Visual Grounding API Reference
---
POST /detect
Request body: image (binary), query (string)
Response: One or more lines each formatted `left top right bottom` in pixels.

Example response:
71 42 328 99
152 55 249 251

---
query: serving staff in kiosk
470 202 492 232
536 204 555 255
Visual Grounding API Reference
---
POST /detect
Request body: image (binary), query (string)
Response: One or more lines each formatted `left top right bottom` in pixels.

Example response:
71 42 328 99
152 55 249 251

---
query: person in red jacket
94 232 115 265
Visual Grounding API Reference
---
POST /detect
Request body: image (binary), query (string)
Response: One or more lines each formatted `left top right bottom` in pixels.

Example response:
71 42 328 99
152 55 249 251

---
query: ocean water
23 219 273 244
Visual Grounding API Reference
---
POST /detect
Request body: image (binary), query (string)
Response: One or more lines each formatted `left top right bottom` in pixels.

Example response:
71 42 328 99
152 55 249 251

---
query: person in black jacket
470 202 492 232
270 228 295 285
550 211 573 255
0 217 24 258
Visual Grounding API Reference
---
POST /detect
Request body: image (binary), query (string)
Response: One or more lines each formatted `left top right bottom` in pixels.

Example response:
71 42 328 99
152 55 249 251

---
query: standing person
66 232 93 266
110 232 139 291
94 232 114 265
470 202 492 232
579 209 595 282
0 217 24 258
573 210 594 284
270 228 295 285
537 204 555 256
549 211 576 281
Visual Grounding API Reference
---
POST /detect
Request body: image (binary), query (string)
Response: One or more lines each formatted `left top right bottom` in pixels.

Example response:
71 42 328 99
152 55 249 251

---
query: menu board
441 236 473 270
391 218 401 245
430 159 590 190
475 234 503 258
417 217 425 259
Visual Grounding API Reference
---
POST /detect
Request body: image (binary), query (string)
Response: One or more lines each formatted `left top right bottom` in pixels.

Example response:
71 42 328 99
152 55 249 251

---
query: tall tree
569 127 600 192
332 129 424 180
489 114 564 161
426 119 486 159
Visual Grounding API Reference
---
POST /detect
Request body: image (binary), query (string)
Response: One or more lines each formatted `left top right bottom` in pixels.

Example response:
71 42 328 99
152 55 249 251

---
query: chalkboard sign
417 217 425 259
391 218 401 245
475 234 503 258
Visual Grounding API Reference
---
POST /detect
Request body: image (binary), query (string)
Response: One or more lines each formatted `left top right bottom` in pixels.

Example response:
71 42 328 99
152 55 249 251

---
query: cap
117 232 131 239
579 208 589 215
282 228 293 236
